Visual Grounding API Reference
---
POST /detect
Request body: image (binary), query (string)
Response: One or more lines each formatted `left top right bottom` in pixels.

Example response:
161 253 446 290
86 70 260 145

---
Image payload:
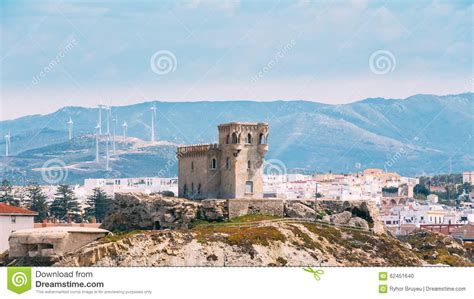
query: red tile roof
451 224 474 240
0 203 38 215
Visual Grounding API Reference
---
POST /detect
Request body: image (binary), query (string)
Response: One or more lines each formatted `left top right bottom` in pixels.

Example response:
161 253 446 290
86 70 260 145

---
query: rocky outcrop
102 193 200 231
56 221 424 267
329 211 352 225
317 200 385 234
102 193 230 231
348 217 370 230
320 211 370 231
102 194 384 235
284 201 316 218
200 199 227 221
151 197 200 230
399 230 472 266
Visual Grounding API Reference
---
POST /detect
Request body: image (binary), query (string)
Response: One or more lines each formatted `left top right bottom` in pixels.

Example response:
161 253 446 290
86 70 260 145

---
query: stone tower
177 122 268 199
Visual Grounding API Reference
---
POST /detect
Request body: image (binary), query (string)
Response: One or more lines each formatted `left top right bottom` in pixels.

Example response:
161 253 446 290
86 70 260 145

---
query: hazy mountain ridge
1 93 472 183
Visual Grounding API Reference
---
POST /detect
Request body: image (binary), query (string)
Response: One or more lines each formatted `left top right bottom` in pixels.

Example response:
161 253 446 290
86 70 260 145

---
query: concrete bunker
9 227 110 258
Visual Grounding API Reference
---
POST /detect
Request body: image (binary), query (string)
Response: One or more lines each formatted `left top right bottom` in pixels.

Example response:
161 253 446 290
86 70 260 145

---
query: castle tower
177 122 268 199
217 122 268 198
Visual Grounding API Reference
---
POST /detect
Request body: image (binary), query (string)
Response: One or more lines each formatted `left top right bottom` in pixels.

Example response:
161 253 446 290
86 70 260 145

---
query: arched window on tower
258 133 265 144
226 134 230 144
226 157 230 169
191 161 194 172
183 184 187 195
231 132 238 144
246 133 252 144
247 160 251 169
210 158 217 169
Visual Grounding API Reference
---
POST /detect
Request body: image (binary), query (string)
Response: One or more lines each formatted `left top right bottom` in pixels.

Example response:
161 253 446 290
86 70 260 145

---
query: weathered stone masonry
177 122 269 199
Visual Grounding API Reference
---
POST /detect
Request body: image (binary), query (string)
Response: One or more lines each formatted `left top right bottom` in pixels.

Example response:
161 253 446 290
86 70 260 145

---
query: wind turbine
112 116 117 154
95 123 100 162
4 131 11 157
67 117 74 140
122 121 128 141
98 104 106 135
105 133 110 171
105 105 111 135
150 104 156 142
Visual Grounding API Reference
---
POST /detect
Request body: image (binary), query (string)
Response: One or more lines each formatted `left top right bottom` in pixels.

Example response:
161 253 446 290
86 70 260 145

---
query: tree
0 178 19 206
50 185 82 223
445 184 457 200
26 184 49 222
457 182 472 196
85 188 112 223
413 184 429 198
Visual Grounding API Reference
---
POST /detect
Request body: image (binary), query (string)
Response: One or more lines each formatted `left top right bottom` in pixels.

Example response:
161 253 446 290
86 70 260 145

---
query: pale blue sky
1 0 472 120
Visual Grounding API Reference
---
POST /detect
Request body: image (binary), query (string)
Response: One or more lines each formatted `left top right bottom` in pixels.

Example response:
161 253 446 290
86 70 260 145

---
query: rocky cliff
61 194 473 267
57 220 427 267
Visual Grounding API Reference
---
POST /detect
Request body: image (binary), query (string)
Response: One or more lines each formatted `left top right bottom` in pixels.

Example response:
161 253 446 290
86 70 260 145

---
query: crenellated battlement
218 122 268 133
177 143 218 158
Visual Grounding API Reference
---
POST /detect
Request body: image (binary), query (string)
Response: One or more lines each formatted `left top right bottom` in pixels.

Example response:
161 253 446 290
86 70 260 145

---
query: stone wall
227 199 284 218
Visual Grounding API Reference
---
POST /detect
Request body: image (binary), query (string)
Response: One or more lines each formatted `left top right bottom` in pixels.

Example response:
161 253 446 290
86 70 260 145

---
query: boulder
101 193 155 231
201 199 227 221
285 202 316 218
329 211 352 225
348 217 370 230
102 193 199 231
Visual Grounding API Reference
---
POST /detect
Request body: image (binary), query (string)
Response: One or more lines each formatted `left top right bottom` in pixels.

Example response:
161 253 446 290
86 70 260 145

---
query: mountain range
1 93 472 184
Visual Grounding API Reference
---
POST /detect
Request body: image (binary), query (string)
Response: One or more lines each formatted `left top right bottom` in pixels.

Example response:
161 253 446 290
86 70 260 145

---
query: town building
463 171 474 184
427 194 439 203
83 177 178 196
177 122 269 199
0 203 37 253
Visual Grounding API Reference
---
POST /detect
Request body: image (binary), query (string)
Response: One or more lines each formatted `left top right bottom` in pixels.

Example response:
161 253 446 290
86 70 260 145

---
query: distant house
451 224 474 243
462 171 474 184
0 203 37 253
427 194 439 203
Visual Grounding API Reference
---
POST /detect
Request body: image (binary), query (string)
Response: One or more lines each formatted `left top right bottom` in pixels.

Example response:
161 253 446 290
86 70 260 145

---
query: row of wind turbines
3 103 158 167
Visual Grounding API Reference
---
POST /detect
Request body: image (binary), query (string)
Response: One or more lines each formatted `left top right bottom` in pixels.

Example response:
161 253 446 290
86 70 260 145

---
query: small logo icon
379 272 388 281
150 50 177 75
303 267 324 281
369 49 396 75
379 284 388 294
7 267 32 294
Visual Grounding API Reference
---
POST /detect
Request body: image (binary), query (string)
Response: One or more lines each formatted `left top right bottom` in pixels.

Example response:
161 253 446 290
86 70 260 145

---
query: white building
263 169 417 203
427 194 439 203
83 177 178 196
0 203 37 253
463 171 474 184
